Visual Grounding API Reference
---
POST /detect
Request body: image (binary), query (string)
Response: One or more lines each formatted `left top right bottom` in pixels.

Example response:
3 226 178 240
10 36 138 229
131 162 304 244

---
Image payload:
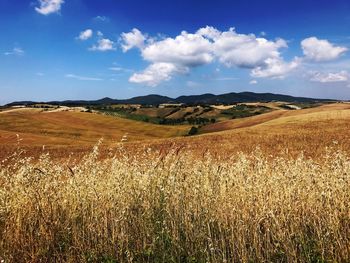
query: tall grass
0 144 349 262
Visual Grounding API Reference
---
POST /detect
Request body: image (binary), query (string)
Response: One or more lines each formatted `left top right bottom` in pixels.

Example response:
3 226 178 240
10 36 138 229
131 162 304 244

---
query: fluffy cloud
129 63 187 87
35 0 64 15
142 32 213 67
90 38 115 51
78 29 93 41
122 26 301 86
251 57 301 79
301 37 348 62
121 28 147 52
249 80 258 85
198 26 288 68
124 28 214 85
310 71 348 83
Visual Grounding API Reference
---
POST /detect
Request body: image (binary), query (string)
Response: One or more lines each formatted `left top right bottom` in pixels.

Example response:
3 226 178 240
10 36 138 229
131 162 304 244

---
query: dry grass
1 103 350 161
175 103 350 159
0 109 189 147
134 108 176 118
166 107 196 119
0 144 349 262
0 103 350 262
200 103 350 134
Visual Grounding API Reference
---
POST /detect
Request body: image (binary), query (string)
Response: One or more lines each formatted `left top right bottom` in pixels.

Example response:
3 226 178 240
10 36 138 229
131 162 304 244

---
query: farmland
2 102 347 157
0 107 190 159
1 102 350 262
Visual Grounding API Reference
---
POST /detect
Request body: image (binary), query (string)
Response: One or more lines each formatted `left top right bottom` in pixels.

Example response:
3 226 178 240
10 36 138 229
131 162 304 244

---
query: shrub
188 126 198 135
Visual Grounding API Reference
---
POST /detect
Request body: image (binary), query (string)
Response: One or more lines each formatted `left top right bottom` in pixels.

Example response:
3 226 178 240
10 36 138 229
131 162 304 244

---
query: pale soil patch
210 105 236 110
44 106 88 113
239 102 283 109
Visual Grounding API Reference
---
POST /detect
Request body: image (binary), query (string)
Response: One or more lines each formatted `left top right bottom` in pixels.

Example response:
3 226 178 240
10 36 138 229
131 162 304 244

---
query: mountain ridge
6 91 335 106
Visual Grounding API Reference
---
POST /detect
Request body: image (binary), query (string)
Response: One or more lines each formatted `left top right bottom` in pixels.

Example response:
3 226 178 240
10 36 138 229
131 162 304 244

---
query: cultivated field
122 103 350 159
0 103 350 262
0 108 190 159
2 103 348 159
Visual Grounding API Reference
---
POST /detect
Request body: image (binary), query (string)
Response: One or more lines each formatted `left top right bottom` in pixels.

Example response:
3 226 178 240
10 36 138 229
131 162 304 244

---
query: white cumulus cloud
310 70 348 83
198 26 288 68
129 63 187 87
78 29 93 41
141 31 214 67
121 28 147 52
249 80 258 85
35 0 64 15
251 57 301 79
121 28 217 69
122 26 301 86
124 28 214 86
89 38 115 51
301 37 348 62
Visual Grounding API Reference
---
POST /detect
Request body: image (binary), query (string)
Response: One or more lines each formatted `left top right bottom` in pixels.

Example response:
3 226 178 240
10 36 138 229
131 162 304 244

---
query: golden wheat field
0 103 350 262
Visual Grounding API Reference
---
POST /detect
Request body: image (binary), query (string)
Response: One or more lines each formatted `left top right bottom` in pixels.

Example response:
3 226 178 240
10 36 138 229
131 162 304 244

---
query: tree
188 126 198 136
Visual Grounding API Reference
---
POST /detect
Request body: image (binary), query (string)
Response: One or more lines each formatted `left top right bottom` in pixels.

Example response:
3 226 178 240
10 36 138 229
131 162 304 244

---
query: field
0 103 350 262
120 102 350 159
0 108 190 159
91 102 277 126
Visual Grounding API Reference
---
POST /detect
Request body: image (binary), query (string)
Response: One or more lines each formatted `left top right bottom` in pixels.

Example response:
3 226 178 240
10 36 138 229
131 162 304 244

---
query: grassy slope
0 108 190 147
133 107 177 118
1 103 350 160
123 103 350 159
166 107 195 119
200 103 350 133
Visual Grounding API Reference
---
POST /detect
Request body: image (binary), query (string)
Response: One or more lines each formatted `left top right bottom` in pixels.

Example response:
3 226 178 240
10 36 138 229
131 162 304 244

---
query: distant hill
6 91 334 106
175 93 218 104
118 94 173 105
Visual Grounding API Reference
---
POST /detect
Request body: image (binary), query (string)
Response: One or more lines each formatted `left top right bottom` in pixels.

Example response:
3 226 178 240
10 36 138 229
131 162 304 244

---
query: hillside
0 108 189 150
1 103 350 160
121 102 350 158
199 102 350 134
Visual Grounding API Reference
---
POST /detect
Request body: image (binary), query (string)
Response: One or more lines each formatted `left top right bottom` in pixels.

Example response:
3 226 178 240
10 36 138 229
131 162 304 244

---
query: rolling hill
0 108 190 148
120 102 350 159
1 102 349 160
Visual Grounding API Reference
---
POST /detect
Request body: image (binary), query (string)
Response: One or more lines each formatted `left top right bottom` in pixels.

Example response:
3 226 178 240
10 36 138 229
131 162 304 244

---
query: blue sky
1 0 350 104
